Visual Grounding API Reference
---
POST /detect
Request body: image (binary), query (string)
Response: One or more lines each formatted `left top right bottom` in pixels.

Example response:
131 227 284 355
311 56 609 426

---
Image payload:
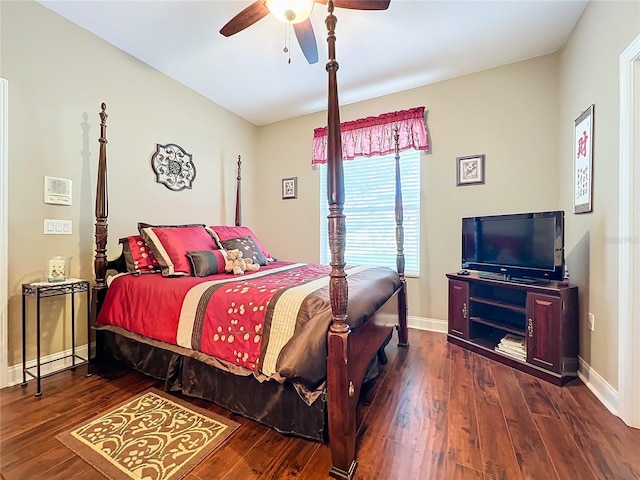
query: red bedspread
98 261 401 385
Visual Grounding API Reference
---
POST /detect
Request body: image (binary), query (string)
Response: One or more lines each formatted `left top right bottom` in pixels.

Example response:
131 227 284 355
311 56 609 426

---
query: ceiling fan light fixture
266 0 315 24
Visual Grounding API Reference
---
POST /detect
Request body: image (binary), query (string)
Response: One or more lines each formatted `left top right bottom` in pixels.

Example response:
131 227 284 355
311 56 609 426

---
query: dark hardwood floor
1 329 639 479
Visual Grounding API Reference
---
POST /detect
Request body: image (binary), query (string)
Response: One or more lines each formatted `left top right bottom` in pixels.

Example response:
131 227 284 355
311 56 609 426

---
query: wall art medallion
151 143 195 191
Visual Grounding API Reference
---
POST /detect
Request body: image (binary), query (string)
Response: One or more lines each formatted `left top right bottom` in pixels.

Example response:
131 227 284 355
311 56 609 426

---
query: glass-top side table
21 278 91 396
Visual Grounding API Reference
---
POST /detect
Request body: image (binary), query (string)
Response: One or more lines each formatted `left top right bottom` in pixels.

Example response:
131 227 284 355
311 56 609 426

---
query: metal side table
21 278 90 396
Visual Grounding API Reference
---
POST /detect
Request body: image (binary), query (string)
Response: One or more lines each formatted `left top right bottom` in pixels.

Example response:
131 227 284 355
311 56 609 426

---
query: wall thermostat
43 176 72 206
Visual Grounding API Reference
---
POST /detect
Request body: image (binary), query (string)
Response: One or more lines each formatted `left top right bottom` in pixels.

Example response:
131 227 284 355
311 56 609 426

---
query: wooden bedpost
394 126 409 347
235 155 242 226
324 2 357 479
94 103 109 288
91 102 109 360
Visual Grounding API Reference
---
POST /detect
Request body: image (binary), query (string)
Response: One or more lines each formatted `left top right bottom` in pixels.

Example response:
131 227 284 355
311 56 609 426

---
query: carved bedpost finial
99 103 108 141
325 0 338 75
235 155 242 227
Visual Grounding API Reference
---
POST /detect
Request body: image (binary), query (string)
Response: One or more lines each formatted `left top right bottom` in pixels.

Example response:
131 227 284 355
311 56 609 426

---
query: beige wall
2 0 637 394
558 0 640 388
254 54 561 323
255 2 640 392
1 1 258 365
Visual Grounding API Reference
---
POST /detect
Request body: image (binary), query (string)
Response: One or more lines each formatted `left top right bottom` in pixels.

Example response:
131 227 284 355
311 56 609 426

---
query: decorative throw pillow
209 225 273 261
119 236 161 274
139 224 220 276
137 222 205 232
186 250 227 277
220 236 268 266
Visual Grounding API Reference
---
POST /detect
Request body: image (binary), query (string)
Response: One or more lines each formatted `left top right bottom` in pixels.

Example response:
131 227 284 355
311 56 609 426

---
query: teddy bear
225 249 259 275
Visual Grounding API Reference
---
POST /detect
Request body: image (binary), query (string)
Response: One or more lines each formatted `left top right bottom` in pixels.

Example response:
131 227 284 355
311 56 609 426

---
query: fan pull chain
283 23 291 64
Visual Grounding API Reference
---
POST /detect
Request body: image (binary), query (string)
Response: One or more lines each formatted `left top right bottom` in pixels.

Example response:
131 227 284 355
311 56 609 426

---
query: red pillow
209 225 272 260
140 225 220 276
119 236 161 274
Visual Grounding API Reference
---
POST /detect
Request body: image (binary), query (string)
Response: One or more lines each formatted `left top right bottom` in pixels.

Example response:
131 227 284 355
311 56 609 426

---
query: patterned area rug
57 388 239 480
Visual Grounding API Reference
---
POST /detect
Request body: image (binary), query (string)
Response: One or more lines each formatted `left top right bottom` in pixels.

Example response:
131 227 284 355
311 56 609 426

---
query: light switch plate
44 219 72 235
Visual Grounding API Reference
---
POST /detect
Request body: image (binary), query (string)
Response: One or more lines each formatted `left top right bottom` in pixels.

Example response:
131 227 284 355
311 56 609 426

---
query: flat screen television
461 210 565 282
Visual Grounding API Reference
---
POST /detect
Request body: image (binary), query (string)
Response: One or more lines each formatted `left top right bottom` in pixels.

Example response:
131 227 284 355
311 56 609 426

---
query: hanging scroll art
573 105 594 214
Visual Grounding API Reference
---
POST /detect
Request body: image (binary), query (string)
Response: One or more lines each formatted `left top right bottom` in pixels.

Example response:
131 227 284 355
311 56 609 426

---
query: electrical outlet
588 312 595 331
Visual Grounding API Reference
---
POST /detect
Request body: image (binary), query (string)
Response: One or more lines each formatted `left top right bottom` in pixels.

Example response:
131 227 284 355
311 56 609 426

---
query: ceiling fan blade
220 0 270 37
293 19 319 64
315 0 391 10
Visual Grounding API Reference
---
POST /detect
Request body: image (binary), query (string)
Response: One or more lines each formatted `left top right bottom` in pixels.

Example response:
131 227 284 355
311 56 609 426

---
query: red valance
312 106 429 165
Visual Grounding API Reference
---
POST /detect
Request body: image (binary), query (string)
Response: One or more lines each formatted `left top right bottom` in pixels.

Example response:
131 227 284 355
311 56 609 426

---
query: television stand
446 271 578 385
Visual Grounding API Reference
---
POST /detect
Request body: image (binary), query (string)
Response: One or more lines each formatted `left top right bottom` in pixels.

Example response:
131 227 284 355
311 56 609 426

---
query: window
319 149 420 276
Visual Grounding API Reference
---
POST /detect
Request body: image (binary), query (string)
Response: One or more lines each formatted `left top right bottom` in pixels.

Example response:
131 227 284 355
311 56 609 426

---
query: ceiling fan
219 0 391 64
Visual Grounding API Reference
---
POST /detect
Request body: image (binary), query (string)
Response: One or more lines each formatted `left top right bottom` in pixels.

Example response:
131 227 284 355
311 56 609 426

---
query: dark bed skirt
100 330 328 442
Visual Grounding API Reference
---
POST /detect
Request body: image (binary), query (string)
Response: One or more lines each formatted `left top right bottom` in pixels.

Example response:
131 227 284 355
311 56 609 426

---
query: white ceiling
38 0 588 126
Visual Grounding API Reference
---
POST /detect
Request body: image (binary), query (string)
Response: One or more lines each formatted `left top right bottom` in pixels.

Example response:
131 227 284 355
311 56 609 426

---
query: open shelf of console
469 316 525 337
446 272 579 385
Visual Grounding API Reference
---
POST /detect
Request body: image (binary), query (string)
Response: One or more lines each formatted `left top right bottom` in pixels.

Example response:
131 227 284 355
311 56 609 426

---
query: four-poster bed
91 2 409 478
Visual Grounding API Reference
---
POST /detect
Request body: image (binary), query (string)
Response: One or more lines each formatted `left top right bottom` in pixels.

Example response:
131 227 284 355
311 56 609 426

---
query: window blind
319 149 420 275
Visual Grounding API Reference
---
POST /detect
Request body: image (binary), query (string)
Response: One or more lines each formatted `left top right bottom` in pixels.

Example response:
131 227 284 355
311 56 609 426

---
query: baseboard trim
577 355 619 417
408 316 447 333
6 344 89 388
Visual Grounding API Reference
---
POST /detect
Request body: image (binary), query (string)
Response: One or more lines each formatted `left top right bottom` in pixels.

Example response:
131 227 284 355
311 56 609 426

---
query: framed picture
456 154 485 186
282 177 298 200
573 104 594 214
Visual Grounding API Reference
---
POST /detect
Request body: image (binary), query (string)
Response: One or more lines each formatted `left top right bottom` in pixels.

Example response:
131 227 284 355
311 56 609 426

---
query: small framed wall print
456 154 485 186
573 105 594 214
282 177 298 200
